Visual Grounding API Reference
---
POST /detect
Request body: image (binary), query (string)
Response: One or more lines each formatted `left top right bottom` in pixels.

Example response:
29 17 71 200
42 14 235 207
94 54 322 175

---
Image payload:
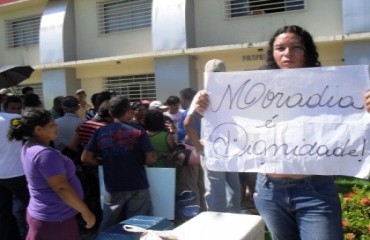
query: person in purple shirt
8 108 95 240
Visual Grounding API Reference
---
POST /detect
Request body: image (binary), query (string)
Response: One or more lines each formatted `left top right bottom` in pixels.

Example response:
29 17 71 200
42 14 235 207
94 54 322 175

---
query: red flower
344 192 353 198
343 197 351 204
345 233 356 240
360 198 370 206
342 220 349 228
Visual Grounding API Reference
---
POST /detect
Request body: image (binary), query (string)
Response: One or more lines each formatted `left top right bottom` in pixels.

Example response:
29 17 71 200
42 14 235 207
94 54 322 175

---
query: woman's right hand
81 209 96 229
47 173 96 229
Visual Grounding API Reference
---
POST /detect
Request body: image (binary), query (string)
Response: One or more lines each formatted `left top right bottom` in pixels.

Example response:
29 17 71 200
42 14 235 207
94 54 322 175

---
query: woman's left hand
193 90 209 116
364 90 370 112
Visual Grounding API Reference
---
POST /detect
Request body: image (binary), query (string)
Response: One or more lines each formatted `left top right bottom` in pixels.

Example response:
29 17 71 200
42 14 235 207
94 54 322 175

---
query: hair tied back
11 118 22 127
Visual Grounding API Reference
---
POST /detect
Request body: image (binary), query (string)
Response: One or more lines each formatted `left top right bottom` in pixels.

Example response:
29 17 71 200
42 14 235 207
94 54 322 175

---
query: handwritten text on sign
203 65 370 178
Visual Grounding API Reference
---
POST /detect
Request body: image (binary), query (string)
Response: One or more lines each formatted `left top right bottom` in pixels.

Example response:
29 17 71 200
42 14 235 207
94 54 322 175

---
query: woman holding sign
192 25 344 240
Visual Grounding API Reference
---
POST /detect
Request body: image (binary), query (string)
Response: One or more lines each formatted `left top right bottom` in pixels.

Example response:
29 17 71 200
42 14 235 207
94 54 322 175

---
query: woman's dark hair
8 108 52 141
145 110 165 131
264 25 321 69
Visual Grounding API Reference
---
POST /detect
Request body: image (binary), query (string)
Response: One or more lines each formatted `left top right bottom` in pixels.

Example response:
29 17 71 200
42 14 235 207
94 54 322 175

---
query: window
225 0 305 18
229 0 250 18
13 83 44 101
104 74 156 102
5 16 41 48
97 0 152 35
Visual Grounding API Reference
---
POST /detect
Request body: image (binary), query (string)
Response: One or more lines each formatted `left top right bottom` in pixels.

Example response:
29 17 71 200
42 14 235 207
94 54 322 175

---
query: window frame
104 73 156 102
225 0 306 19
13 83 44 101
97 0 152 35
5 15 41 48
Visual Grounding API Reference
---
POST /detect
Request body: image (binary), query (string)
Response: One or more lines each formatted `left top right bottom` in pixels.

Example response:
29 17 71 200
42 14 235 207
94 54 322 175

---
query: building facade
0 0 369 108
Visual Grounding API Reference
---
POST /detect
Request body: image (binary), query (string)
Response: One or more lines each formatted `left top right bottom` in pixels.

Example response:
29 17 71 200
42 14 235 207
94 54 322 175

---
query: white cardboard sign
146 167 176 220
98 167 176 219
203 65 370 178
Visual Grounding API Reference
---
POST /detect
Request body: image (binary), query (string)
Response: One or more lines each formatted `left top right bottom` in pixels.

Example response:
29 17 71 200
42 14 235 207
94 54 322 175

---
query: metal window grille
225 0 305 18
5 16 41 48
104 74 156 102
13 83 44 101
97 0 152 35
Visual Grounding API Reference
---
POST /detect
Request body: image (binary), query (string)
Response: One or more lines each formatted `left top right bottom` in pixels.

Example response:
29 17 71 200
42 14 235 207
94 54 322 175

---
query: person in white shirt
1 112 30 239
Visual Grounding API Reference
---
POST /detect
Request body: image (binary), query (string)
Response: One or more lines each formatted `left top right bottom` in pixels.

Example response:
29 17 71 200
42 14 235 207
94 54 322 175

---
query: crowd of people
1 24 367 240
1 84 251 239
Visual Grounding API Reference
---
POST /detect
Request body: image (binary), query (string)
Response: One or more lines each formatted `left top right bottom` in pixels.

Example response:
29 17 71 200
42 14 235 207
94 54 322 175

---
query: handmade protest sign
202 65 370 178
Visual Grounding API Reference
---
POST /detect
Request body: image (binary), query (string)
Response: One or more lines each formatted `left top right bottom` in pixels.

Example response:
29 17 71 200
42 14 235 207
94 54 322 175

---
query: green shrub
339 185 370 240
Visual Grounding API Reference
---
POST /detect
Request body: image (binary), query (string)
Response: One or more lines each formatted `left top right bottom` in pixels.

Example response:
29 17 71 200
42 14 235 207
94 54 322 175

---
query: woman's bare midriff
267 173 310 179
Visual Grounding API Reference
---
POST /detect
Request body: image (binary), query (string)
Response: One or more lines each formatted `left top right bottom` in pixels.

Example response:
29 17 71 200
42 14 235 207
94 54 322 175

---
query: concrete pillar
152 0 195 50
342 0 370 65
154 56 196 101
42 68 79 109
39 0 78 108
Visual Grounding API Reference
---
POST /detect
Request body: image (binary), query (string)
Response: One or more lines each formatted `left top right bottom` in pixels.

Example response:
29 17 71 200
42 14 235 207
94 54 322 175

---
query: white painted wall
0 0 352 99
78 59 155 99
193 0 343 47
0 0 345 66
0 3 45 65
74 0 152 60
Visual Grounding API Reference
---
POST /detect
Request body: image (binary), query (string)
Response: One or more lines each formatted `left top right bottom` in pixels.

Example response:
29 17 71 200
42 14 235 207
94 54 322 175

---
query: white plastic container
173 211 265 240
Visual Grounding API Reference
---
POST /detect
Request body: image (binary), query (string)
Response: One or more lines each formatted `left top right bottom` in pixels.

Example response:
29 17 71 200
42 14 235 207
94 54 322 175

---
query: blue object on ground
175 190 201 222
95 215 173 240
179 205 201 219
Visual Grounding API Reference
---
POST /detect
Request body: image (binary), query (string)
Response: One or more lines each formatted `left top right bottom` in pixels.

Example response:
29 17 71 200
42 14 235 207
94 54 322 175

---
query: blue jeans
99 189 153 231
254 174 343 240
202 158 241 213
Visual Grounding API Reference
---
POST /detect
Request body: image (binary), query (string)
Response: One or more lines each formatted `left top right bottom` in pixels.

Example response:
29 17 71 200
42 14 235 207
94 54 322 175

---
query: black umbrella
0 65 34 88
